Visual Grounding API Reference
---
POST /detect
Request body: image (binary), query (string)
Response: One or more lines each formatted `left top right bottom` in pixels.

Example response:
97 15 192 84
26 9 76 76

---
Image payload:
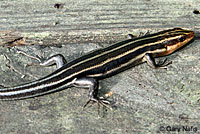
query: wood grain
0 1 200 134
0 0 199 46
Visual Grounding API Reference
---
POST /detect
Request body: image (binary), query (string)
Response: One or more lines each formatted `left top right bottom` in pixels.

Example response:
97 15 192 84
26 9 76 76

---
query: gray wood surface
0 0 200 134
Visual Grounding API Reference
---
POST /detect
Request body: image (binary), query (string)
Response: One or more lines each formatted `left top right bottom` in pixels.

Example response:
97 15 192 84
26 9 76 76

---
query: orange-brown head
156 28 194 57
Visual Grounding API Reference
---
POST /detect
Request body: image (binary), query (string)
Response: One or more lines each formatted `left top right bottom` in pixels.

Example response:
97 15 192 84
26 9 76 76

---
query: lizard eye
179 36 186 42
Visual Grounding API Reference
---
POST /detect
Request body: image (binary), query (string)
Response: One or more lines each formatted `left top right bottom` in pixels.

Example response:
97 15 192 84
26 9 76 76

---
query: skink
0 28 194 106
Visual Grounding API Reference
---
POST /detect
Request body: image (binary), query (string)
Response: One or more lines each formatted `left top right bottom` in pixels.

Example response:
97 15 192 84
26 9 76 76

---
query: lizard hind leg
15 48 67 69
39 54 67 69
71 77 110 113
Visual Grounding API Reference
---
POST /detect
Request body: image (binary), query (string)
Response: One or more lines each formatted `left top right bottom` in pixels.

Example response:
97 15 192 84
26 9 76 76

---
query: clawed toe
83 97 110 108
83 97 111 114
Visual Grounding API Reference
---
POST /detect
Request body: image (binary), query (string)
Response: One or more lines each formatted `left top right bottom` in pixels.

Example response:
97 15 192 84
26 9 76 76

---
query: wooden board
0 0 199 134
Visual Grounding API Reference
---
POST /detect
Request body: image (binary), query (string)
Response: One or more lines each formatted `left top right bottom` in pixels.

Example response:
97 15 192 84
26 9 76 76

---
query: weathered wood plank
0 0 200 134
1 0 199 46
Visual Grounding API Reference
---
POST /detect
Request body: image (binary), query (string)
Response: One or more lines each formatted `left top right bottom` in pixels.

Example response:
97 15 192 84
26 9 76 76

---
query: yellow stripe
86 48 166 77
45 35 178 83
43 30 183 81
17 30 190 88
